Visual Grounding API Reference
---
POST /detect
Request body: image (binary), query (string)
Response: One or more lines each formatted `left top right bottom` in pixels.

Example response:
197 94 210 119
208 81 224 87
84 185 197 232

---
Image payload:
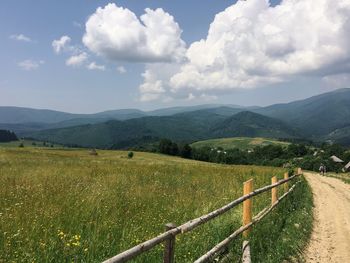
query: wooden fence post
242 240 251 263
243 179 253 238
297 167 302 175
284 172 289 193
163 223 176 263
271 176 278 205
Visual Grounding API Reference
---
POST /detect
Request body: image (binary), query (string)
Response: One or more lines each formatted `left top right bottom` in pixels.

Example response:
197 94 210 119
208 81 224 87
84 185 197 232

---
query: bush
18 143 24 148
179 144 192 159
89 149 98 156
128 151 134 159
159 139 178 156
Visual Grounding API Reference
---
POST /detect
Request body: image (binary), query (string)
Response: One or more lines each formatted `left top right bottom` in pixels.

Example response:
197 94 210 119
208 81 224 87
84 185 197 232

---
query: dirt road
304 172 350 262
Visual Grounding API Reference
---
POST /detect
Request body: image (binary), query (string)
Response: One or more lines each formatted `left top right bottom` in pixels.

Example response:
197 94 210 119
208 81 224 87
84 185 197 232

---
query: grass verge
225 176 313 262
325 173 350 184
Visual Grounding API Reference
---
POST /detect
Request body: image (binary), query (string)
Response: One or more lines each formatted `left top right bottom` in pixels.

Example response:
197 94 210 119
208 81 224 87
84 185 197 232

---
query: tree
159 139 179 156
179 144 192 159
286 144 308 157
0 130 18 142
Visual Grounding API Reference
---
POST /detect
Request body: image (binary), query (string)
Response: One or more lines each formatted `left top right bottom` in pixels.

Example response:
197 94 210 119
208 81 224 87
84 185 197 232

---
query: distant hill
191 137 290 150
0 105 246 135
30 110 227 148
30 111 298 149
0 104 248 125
0 107 79 124
3 88 350 147
255 88 350 137
0 106 146 125
147 104 257 116
211 111 299 139
325 125 350 146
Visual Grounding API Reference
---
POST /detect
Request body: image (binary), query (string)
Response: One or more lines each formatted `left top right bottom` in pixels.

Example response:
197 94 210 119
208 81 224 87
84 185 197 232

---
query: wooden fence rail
102 170 303 263
194 181 301 262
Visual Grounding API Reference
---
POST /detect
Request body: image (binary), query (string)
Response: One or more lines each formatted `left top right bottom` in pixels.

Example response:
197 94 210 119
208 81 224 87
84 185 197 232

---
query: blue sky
1 0 349 113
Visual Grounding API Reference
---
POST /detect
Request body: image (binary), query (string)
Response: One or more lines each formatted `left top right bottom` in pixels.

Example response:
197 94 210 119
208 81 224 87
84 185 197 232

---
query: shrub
128 151 134 159
179 144 192 159
89 149 98 156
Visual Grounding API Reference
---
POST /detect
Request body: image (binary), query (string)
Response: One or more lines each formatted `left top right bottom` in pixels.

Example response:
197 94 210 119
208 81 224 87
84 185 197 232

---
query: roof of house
330 155 344 163
345 161 350 169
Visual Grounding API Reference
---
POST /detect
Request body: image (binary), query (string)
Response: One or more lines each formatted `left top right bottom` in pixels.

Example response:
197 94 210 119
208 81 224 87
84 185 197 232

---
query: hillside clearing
191 137 290 151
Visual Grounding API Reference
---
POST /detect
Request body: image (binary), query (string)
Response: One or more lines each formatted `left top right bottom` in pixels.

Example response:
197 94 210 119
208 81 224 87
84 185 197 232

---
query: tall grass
0 148 311 262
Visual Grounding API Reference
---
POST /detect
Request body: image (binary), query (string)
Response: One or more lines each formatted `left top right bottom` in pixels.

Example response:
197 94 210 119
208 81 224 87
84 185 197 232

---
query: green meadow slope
191 137 290 150
0 147 312 262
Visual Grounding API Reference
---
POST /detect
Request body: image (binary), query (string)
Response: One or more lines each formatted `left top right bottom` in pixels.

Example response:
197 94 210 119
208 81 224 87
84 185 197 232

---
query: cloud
73 21 82 28
83 3 186 63
87 62 105 71
138 63 182 101
10 34 32 42
169 0 350 93
52 35 72 53
117 66 126 74
138 0 350 101
66 52 88 67
322 73 350 89
18 60 44 71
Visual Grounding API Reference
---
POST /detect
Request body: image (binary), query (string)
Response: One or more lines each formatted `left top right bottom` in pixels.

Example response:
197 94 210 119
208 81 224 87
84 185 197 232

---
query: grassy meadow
0 147 311 262
0 139 63 148
191 137 290 151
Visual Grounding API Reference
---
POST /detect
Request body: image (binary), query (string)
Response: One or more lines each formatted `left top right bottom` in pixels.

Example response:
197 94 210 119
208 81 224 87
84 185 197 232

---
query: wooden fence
103 168 303 263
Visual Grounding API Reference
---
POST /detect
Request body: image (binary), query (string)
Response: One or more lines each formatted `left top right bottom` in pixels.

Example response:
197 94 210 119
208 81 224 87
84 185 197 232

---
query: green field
0 139 63 148
0 147 311 262
191 137 290 151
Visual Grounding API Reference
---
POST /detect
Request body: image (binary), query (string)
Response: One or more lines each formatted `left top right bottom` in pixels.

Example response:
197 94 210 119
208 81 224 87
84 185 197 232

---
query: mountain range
1 88 350 148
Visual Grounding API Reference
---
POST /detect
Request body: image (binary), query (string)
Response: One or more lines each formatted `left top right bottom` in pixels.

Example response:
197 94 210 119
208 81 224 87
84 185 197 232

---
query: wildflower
72 241 80 247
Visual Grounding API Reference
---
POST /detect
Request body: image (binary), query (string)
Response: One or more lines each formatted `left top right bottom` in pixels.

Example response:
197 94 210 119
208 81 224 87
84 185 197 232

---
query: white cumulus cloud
52 35 72 54
117 66 127 74
138 0 350 101
10 34 32 42
66 52 88 67
18 60 44 71
169 0 350 93
87 62 105 71
138 63 182 101
83 3 186 63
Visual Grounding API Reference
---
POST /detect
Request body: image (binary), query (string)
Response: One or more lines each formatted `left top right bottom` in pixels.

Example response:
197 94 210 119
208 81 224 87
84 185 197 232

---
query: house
344 161 350 172
330 155 344 163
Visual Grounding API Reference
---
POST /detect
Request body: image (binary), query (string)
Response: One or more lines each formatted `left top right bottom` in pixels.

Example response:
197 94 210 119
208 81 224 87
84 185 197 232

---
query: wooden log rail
102 170 303 263
194 181 301 263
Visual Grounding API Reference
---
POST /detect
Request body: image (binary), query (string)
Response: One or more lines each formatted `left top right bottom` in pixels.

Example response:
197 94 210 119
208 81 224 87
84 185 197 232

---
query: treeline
0 129 18 142
157 138 350 172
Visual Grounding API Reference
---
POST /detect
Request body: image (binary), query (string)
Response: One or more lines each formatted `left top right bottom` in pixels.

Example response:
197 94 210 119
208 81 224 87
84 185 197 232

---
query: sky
1 0 350 113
